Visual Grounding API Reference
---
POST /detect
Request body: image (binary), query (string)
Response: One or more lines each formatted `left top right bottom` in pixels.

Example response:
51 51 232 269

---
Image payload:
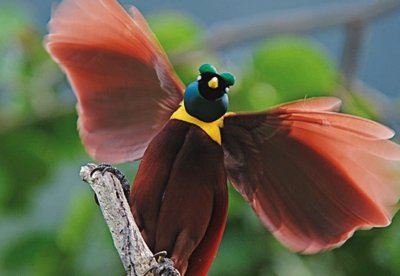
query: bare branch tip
78 163 181 276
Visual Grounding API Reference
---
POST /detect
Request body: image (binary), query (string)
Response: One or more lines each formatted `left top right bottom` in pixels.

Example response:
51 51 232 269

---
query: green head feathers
183 64 236 122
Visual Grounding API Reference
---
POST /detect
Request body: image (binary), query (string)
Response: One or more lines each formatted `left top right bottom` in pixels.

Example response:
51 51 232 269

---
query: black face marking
198 72 229 101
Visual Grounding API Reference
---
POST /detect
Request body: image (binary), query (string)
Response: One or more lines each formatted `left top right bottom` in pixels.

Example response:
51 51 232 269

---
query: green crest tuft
220 72 236 86
199 64 218 74
199 64 236 86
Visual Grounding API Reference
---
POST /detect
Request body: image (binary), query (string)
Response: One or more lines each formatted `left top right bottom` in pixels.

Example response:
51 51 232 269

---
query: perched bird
46 0 400 275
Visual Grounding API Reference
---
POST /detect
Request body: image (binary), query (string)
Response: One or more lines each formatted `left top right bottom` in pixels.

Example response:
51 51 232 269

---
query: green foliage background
0 6 399 276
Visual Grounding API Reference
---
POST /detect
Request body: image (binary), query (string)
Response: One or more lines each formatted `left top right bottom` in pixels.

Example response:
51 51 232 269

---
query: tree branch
79 163 180 276
341 20 365 90
204 0 400 52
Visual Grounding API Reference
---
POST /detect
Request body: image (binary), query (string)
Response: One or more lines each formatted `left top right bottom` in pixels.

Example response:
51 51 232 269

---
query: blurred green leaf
148 12 202 53
2 232 66 276
148 11 206 85
253 37 337 101
57 192 95 254
0 112 82 213
0 8 29 43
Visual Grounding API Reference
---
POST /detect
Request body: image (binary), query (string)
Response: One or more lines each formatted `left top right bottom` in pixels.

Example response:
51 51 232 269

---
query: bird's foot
146 251 180 276
90 163 130 204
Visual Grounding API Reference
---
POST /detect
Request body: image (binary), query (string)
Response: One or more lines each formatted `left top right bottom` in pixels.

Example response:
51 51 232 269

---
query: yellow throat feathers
170 104 232 145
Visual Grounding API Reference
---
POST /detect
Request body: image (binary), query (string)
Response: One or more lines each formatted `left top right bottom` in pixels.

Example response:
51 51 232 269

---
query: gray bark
80 163 180 276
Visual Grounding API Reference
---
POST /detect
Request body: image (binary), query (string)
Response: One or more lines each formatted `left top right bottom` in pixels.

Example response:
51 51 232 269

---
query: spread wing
222 97 400 253
46 0 184 163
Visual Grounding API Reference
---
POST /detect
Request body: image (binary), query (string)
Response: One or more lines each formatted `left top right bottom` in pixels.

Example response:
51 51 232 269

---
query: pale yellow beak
208 77 219 89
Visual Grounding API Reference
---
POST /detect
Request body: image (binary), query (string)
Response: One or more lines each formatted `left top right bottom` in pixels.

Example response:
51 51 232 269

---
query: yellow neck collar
170 104 225 145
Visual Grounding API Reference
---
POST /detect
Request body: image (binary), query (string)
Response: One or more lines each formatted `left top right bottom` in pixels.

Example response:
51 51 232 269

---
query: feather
131 120 228 275
273 96 342 112
222 97 400 253
45 0 184 163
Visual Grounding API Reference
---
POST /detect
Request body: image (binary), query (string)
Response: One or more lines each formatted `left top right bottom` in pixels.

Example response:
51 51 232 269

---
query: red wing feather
274 96 342 112
46 0 184 163
222 97 400 253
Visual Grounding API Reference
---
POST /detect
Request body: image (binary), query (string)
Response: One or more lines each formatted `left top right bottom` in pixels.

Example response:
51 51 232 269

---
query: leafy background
0 1 399 275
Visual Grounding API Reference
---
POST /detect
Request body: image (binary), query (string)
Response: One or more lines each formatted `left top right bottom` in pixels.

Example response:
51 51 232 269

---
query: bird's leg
145 251 180 276
90 164 131 204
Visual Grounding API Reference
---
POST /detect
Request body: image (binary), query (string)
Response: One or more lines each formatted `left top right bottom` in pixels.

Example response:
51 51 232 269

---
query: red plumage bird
46 0 400 275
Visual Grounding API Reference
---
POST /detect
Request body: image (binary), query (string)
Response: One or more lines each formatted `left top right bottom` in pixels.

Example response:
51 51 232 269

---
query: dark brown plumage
131 120 228 275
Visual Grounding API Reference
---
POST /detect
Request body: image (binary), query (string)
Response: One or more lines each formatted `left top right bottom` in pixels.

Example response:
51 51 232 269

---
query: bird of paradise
46 0 400 275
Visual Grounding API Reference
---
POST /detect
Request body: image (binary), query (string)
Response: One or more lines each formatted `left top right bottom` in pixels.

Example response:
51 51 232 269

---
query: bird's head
183 64 236 122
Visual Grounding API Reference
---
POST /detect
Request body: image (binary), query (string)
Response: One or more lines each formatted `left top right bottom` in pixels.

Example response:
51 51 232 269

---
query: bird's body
45 0 400 275
131 119 228 275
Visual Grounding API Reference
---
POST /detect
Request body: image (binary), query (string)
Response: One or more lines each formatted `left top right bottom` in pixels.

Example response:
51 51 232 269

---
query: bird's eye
197 75 202 81
225 87 230 93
